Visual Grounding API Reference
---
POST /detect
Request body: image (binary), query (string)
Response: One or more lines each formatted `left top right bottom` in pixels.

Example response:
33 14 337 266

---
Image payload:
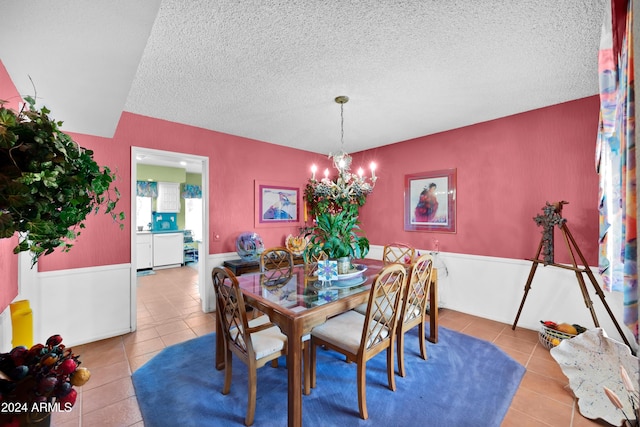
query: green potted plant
0 96 124 265
305 208 369 262
303 158 374 272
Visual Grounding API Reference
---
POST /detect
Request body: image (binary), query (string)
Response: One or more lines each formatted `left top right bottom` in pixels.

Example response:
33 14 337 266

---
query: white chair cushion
230 315 287 360
312 310 366 354
403 305 421 322
311 310 391 354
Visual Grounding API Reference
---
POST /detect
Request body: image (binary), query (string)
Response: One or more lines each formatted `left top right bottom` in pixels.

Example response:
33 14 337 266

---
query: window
185 198 202 241
136 196 152 230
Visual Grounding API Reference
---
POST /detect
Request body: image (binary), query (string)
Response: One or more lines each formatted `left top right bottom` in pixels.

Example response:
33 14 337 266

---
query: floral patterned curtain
596 0 637 339
136 181 157 198
181 184 202 199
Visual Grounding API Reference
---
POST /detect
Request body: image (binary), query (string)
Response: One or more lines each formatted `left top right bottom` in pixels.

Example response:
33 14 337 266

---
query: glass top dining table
213 257 439 427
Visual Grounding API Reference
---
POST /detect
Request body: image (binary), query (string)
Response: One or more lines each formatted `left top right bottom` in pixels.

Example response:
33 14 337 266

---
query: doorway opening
130 147 210 331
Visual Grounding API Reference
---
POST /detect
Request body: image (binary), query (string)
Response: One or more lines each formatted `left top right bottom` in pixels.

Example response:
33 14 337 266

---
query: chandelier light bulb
357 167 364 178
370 162 377 179
311 164 317 180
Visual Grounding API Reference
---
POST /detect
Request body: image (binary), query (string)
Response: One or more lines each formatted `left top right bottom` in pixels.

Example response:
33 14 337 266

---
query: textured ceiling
1 1 606 157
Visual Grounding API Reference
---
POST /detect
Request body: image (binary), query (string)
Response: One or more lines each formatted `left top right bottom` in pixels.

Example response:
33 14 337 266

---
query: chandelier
305 96 377 218
310 96 377 182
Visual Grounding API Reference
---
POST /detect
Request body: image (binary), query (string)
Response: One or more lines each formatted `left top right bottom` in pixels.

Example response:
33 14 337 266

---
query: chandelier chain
340 102 345 151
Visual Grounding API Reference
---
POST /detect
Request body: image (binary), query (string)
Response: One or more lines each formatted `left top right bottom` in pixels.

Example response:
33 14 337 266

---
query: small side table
223 258 260 276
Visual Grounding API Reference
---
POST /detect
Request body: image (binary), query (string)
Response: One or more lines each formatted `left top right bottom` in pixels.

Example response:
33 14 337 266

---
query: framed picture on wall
255 180 301 227
404 169 457 233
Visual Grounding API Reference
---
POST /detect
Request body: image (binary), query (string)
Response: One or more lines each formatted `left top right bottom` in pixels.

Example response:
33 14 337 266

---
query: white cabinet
136 233 153 270
156 182 181 213
153 232 184 268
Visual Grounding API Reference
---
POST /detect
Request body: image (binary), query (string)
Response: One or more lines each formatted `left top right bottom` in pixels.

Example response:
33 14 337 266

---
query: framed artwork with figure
255 181 301 227
404 169 456 233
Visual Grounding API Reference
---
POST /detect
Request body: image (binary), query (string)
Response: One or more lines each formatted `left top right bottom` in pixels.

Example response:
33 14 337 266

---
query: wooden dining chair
382 243 416 266
309 263 408 420
256 261 314 395
303 248 328 278
212 266 288 426
396 253 434 377
260 246 294 282
352 242 414 317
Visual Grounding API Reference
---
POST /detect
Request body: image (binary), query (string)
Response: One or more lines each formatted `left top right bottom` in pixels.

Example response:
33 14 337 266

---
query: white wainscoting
414 248 633 349
1 263 132 351
1 248 634 353
201 252 241 313
37 263 132 347
368 245 634 348
0 309 10 352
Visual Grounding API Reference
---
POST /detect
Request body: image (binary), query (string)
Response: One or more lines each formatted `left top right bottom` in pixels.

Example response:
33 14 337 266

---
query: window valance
136 181 158 198
182 184 202 199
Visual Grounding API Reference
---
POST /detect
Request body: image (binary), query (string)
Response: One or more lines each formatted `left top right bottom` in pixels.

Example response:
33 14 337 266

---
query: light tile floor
50 265 615 426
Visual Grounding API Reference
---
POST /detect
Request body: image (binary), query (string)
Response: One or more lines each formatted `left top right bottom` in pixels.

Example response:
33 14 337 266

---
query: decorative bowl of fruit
539 320 587 349
0 335 91 425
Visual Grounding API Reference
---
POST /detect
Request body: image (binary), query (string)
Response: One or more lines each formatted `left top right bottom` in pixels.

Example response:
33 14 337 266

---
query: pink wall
36 132 132 270
35 110 327 271
354 96 600 266
113 112 327 253
1 59 601 280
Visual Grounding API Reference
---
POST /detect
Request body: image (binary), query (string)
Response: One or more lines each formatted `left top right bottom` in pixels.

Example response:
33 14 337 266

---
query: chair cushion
312 310 390 354
230 315 287 360
312 311 366 354
403 305 421 322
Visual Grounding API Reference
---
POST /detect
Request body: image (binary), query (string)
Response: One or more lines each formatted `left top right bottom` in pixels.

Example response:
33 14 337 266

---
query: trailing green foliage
0 96 124 265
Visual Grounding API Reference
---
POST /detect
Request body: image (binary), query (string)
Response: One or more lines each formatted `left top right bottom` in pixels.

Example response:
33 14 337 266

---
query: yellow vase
10 300 33 348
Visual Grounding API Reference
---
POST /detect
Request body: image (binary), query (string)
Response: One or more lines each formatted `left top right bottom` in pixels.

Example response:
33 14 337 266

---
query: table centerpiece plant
304 209 368 261
303 154 375 271
0 95 124 265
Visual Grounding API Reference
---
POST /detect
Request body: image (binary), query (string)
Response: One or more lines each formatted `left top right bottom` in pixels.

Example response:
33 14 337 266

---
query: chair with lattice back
260 246 294 282
303 248 328 279
309 263 408 420
352 243 415 318
383 243 416 266
212 266 288 426
396 253 434 377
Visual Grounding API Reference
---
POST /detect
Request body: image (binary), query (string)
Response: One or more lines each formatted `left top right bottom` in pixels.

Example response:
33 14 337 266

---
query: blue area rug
132 327 524 427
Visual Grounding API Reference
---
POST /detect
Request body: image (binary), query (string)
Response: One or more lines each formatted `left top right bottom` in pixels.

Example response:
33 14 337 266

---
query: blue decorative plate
314 264 367 280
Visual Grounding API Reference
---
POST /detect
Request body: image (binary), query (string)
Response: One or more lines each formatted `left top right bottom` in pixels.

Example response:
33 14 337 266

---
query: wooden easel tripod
511 221 632 349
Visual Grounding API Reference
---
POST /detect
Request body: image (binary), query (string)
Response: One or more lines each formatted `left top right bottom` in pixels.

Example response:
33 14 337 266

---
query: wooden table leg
428 269 438 344
286 323 303 427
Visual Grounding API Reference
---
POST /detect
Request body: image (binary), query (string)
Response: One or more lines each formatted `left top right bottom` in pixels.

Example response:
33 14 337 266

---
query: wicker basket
538 325 576 349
